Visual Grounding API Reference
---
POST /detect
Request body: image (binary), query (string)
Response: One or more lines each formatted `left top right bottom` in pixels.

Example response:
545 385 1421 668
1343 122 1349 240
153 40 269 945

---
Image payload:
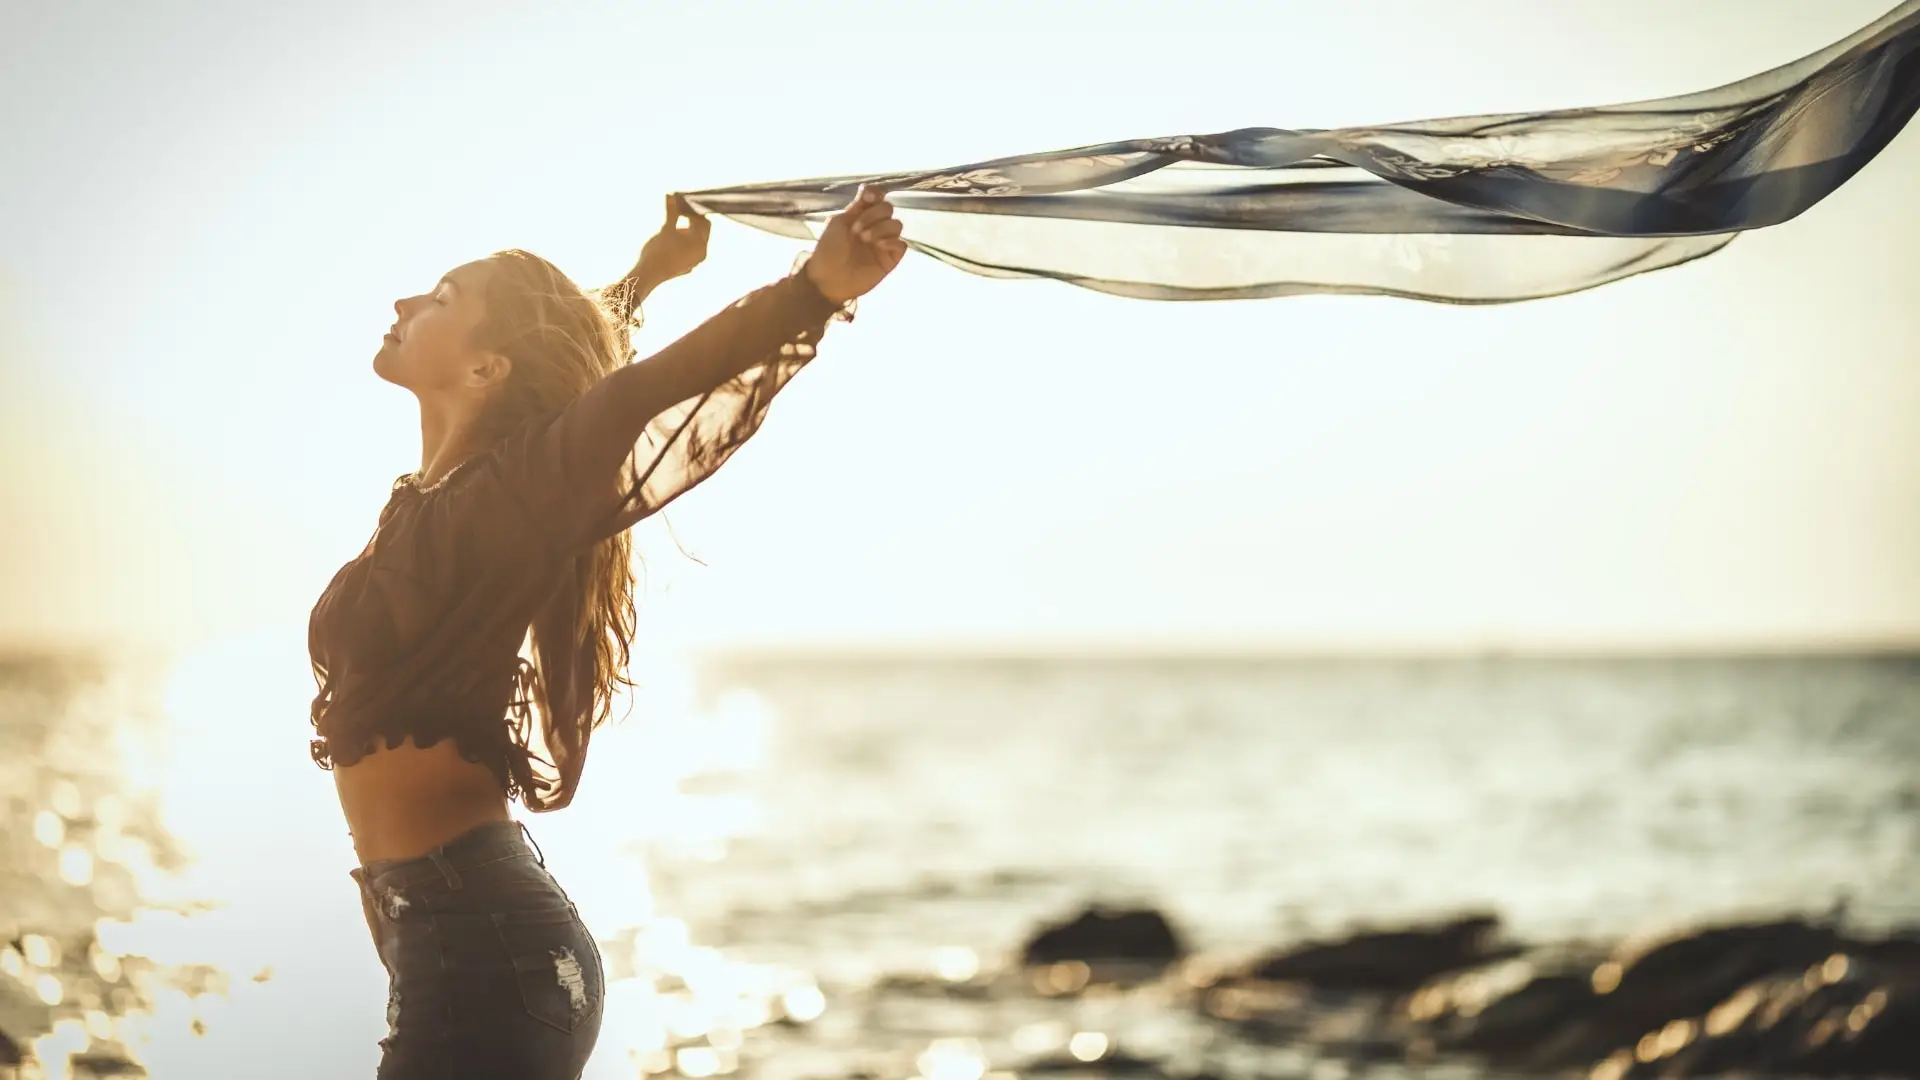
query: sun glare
18 628 822 1076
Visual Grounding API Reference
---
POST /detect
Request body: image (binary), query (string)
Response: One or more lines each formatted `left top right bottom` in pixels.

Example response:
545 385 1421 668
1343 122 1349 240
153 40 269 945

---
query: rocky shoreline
1010 905 1919 1080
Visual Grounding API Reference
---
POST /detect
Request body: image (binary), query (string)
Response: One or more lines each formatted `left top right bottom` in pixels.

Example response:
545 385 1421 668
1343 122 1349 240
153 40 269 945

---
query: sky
2 0 1918 653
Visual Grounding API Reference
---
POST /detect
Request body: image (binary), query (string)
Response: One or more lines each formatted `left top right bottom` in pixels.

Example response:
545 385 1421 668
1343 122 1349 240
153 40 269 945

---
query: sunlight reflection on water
14 629 813 1080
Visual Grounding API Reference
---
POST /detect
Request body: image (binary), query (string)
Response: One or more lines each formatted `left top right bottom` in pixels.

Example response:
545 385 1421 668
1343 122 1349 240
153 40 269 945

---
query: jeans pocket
491 907 600 1034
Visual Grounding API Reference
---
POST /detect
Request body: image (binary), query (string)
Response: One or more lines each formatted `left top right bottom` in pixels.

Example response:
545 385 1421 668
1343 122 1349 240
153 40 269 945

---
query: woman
306 188 907 1078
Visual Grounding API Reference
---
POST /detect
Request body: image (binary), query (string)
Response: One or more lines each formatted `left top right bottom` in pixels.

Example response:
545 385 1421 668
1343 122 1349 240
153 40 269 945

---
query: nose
391 295 423 333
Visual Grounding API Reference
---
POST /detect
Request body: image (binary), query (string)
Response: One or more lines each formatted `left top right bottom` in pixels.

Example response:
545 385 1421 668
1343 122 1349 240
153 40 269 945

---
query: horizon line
5 630 1919 667
694 634 1920 664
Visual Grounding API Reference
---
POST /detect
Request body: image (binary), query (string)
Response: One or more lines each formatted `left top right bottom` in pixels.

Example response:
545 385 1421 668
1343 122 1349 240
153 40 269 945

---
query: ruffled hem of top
308 658 548 802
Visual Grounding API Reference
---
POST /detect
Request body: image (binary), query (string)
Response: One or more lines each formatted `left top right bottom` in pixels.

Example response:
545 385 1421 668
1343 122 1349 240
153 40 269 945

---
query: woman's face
373 259 506 394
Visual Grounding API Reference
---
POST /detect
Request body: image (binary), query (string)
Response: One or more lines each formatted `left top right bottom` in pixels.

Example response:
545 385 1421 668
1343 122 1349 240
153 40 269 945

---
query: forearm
606 261 673 319
567 271 843 473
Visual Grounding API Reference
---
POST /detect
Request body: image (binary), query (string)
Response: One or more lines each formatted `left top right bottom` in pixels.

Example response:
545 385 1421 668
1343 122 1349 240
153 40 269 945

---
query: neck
415 396 480 487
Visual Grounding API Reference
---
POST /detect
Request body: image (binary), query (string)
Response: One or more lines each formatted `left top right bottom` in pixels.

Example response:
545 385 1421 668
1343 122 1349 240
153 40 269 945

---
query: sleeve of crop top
490 269 850 554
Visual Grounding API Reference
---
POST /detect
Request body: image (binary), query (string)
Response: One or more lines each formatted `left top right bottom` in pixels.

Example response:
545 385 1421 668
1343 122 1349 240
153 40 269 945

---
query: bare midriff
333 738 512 865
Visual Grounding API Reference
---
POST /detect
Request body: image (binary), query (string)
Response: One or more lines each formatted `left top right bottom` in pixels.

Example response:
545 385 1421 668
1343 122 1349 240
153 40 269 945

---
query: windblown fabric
684 2 1920 304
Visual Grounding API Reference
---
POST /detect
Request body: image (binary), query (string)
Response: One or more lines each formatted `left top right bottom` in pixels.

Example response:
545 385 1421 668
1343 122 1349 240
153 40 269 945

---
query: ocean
2 642 1917 1078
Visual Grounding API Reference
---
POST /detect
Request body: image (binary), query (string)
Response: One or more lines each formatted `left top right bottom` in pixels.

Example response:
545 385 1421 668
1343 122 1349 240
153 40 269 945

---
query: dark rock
1022 1050 1169 1077
0 1028 20 1066
1247 913 1514 992
69 1048 145 1077
1521 917 1846 1069
1394 916 1920 1075
1456 973 1595 1056
1020 906 1185 969
1408 959 1597 1062
1856 927 1920 974
1820 976 1920 1077
1603 919 1842 1002
1597 954 1920 1080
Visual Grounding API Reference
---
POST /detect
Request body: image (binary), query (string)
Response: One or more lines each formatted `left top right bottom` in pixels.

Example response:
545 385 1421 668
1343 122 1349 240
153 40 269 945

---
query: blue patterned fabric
685 2 1920 304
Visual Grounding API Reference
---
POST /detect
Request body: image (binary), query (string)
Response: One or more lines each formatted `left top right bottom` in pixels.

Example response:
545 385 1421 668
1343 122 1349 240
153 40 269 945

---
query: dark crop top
307 271 847 810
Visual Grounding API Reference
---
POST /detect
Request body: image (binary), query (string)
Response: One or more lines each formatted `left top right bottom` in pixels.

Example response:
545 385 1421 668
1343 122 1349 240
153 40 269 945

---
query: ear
468 350 513 390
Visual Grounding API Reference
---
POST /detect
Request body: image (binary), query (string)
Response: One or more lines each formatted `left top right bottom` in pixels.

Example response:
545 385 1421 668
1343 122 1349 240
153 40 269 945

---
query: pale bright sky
3 0 1918 652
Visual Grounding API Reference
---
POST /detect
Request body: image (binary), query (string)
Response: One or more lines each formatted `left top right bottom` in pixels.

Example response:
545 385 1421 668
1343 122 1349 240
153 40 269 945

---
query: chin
371 345 403 386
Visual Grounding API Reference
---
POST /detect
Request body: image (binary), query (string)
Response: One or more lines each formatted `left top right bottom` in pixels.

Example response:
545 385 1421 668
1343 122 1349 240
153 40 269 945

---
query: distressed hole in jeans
384 982 401 1044
553 948 588 1021
381 887 411 920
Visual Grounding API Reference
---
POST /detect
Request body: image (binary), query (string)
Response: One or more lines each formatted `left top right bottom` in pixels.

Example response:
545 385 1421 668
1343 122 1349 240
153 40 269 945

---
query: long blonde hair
468 248 642 811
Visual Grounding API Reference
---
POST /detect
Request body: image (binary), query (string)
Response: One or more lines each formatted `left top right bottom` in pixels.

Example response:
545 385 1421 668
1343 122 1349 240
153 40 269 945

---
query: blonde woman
306 189 905 1078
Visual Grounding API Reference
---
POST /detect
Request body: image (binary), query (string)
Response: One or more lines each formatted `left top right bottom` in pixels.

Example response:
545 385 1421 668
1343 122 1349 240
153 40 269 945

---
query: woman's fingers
663 193 708 236
855 218 905 243
852 199 895 231
835 186 890 231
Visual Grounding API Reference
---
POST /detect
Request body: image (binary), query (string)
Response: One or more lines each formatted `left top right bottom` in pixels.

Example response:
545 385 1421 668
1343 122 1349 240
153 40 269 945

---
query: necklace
394 459 469 494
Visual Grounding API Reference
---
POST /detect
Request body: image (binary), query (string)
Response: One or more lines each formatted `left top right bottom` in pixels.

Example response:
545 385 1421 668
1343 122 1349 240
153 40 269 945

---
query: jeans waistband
351 819 544 893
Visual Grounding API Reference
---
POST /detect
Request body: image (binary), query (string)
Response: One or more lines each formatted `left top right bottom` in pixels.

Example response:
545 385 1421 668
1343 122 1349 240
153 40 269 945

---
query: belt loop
519 820 546 868
429 850 463 890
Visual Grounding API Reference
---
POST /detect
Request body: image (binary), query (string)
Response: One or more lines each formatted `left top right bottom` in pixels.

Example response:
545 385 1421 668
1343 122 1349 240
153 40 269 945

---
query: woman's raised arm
490 188 907 552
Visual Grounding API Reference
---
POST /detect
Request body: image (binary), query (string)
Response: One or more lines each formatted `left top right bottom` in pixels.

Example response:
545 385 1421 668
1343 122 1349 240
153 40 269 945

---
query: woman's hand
806 187 908 304
635 194 712 287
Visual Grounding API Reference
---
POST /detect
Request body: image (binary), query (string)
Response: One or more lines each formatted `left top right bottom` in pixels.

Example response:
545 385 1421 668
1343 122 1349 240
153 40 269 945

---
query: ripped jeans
352 820 605 1080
